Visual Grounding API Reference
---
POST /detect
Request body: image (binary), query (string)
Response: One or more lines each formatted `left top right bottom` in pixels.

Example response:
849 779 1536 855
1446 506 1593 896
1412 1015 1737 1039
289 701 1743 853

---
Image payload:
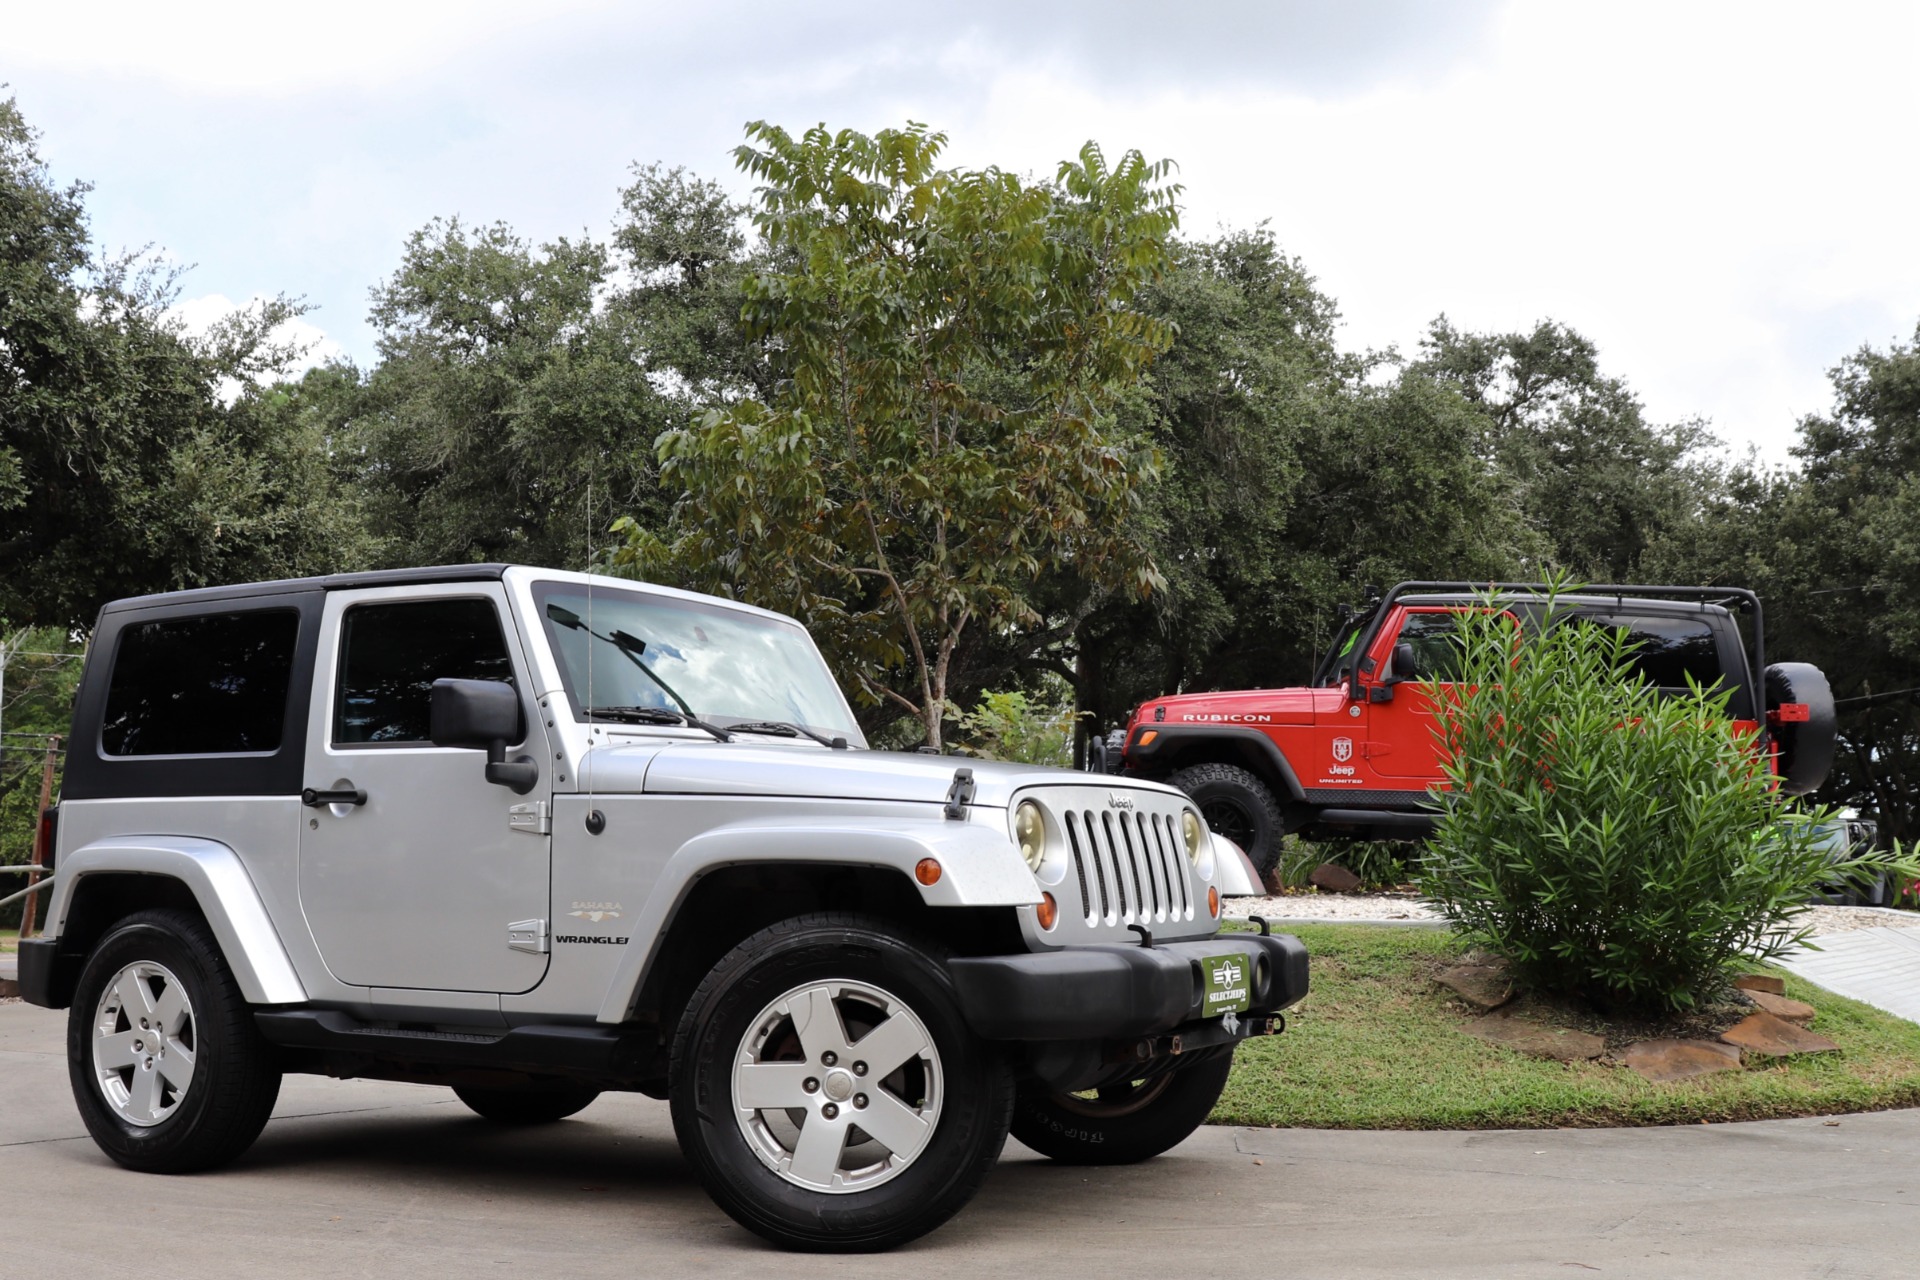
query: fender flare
46 836 307 1006
593 816 1041 1024
1127 726 1308 803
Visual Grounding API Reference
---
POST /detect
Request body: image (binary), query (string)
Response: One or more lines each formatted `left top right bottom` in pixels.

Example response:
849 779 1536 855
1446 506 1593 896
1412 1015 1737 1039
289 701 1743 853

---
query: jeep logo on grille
1332 737 1354 763
1107 792 1136 810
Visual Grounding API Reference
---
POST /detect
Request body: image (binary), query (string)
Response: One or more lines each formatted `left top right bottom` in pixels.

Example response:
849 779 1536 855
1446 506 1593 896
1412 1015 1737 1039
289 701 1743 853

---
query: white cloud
169 293 347 399
9 0 1916 459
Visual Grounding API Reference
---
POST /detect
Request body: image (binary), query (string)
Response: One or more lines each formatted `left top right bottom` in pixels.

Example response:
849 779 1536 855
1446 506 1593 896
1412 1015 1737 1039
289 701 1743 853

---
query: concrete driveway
3 1001 1914 1279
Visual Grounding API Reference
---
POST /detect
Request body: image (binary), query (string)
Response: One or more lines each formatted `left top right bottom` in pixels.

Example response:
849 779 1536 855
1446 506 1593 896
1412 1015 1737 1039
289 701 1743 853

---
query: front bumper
946 932 1307 1042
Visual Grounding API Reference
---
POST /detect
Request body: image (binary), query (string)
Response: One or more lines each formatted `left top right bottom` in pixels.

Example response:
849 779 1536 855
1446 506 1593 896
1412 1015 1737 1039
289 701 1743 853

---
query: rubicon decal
568 901 624 922
1179 713 1274 723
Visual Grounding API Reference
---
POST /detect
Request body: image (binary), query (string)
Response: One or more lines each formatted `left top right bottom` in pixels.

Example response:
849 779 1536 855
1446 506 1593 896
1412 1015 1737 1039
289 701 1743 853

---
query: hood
575 741 1183 808
1136 687 1320 728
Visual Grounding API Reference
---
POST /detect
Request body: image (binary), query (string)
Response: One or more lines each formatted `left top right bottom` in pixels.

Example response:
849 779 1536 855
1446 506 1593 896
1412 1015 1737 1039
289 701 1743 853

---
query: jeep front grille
1062 806 1192 925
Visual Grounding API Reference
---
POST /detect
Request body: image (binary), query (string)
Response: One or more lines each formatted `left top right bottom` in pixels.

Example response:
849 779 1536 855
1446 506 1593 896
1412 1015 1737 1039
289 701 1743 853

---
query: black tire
1169 762 1285 875
669 913 1013 1252
1010 1052 1232 1165
1766 662 1837 796
66 908 282 1173
454 1081 601 1124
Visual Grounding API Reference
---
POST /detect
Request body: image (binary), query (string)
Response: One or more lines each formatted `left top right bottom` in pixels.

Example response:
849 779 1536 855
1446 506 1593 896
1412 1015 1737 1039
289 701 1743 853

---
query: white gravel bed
1223 895 1918 936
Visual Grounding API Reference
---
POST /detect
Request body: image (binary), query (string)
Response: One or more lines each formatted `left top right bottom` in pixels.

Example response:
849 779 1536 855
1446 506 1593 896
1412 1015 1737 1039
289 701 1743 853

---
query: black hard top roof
98 564 512 615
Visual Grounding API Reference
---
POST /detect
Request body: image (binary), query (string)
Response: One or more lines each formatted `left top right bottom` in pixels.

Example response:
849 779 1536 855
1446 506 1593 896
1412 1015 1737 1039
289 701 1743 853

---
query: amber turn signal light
1208 886 1220 917
915 858 943 886
1137 729 1158 747
1036 891 1058 930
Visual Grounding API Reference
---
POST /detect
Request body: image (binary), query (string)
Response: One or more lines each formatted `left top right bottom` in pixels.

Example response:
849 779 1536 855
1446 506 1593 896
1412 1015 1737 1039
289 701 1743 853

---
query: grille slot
1100 811 1130 918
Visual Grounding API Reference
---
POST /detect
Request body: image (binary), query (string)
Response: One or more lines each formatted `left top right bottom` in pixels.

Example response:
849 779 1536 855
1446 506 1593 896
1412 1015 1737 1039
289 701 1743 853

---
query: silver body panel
47 567 1225 1030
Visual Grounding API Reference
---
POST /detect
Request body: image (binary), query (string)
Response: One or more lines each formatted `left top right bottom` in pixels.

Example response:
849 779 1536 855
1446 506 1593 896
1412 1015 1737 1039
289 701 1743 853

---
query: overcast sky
6 1 1916 459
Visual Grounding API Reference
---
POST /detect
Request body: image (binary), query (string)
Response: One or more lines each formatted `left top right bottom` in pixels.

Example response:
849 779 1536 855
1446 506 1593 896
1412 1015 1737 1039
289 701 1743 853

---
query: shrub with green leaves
1417 589 1911 1011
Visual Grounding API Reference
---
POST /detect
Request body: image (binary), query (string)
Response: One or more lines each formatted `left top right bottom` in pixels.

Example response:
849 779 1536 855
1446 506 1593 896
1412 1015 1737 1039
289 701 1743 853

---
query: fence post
18 735 60 940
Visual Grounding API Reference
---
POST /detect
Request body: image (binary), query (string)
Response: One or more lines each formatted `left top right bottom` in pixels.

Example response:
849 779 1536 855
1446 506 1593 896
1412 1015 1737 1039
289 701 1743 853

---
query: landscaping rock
1734 974 1786 996
1744 990 1817 1025
1261 866 1289 895
1622 1039 1743 1083
0 977 17 999
1436 960 1518 1010
1308 862 1363 893
1719 1011 1839 1057
1464 1014 1605 1062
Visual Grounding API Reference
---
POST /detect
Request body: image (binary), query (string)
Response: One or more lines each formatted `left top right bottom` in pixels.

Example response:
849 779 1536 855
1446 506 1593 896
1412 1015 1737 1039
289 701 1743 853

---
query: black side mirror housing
1390 642 1417 683
430 678 538 794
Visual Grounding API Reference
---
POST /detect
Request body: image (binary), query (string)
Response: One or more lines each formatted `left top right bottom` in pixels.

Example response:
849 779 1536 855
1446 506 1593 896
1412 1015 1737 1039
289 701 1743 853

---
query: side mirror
1390 642 1417 683
430 678 538 794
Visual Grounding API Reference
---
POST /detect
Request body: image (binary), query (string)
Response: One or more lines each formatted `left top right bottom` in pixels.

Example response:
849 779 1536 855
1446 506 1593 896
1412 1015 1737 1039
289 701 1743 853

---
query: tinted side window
102 611 299 756
334 599 514 745
1588 613 1722 690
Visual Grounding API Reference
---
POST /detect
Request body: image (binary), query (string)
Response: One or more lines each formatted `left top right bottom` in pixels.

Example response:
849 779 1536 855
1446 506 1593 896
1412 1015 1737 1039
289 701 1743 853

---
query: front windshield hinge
944 767 976 821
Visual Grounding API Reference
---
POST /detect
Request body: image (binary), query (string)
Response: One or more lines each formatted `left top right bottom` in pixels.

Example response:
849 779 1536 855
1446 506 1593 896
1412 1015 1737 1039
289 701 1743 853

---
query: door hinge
508 800 550 835
507 918 549 954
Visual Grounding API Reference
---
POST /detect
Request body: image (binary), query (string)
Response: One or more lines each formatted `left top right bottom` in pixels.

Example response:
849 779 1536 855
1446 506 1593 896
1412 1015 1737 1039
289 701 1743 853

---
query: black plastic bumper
947 932 1308 1041
16 938 71 1009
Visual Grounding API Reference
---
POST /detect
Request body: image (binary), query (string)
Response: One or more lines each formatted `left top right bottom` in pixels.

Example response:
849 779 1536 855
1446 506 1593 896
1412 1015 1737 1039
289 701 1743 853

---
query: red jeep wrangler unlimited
1102 582 1837 874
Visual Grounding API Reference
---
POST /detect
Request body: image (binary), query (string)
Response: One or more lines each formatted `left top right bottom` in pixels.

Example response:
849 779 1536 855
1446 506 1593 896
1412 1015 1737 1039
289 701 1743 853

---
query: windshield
531 581 859 738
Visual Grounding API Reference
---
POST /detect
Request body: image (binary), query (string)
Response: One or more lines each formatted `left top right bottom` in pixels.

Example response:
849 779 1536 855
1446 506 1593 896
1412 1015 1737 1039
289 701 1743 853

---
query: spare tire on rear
1765 662 1836 796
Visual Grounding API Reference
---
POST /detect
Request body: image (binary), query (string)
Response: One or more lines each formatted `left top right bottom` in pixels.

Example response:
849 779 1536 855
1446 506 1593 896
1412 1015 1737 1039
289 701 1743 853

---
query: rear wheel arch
36 874 208 1009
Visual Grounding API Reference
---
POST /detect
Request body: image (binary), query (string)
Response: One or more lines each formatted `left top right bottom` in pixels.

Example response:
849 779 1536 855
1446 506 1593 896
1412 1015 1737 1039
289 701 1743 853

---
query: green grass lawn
1215 922 1920 1129
0 929 16 954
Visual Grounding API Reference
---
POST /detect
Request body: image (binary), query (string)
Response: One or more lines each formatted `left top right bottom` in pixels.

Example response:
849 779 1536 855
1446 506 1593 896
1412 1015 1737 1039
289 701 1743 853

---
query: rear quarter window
1583 613 1723 691
100 610 300 756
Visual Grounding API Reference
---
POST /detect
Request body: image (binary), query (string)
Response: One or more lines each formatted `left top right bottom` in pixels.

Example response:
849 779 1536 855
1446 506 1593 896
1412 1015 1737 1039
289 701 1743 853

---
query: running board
254 1009 654 1078
1314 808 1439 835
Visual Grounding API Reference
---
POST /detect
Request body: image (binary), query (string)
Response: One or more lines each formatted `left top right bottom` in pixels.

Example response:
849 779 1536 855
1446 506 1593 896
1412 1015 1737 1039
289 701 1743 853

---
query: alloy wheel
91 960 196 1128
730 979 943 1194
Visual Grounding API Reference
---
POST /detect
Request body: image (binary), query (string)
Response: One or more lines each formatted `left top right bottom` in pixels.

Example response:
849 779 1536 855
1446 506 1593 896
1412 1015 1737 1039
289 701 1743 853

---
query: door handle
302 786 368 807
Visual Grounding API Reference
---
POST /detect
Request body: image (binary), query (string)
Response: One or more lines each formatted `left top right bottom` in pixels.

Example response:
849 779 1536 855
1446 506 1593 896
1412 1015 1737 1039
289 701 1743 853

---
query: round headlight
1016 801 1046 873
1182 810 1206 864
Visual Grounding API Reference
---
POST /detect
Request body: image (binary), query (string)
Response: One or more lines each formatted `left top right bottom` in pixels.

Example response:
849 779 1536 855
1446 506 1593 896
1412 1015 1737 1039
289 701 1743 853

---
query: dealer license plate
1199 954 1252 1017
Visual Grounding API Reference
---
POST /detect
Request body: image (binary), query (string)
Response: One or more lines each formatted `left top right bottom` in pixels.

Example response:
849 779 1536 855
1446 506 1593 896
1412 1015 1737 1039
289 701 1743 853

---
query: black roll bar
1343 581 1766 706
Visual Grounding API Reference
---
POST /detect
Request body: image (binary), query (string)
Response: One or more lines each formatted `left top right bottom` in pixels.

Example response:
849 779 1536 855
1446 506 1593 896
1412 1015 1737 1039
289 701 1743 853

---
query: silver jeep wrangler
21 565 1307 1251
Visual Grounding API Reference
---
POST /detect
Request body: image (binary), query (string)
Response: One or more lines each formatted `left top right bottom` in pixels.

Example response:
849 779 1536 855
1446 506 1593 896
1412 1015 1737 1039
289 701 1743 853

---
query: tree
338 218 672 569
618 122 1179 748
1416 318 1709 580
0 96 363 629
1648 323 1920 841
1066 240 1534 741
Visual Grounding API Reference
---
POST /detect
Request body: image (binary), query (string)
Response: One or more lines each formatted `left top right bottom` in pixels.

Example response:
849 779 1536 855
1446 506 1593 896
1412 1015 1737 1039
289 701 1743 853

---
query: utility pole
18 735 60 939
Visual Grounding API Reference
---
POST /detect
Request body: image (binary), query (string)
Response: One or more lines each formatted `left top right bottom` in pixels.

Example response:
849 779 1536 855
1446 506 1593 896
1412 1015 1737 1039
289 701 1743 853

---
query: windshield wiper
728 720 850 750
582 704 733 743
547 603 731 741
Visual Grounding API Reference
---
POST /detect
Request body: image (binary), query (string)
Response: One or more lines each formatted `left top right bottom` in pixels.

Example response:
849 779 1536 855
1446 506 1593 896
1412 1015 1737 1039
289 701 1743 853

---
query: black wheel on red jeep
1168 762 1284 875
1010 1052 1233 1165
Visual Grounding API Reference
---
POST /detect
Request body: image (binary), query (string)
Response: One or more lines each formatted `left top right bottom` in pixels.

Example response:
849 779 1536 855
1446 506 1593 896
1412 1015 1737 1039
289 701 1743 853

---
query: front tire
669 913 1013 1252
1011 1052 1232 1165
67 909 282 1173
454 1081 600 1124
1170 762 1285 875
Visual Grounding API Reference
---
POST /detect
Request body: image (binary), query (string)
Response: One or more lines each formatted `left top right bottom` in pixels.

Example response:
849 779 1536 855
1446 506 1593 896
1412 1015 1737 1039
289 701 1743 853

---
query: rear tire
67 909 282 1173
1011 1052 1233 1165
670 913 1013 1252
454 1082 600 1124
1169 762 1285 875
